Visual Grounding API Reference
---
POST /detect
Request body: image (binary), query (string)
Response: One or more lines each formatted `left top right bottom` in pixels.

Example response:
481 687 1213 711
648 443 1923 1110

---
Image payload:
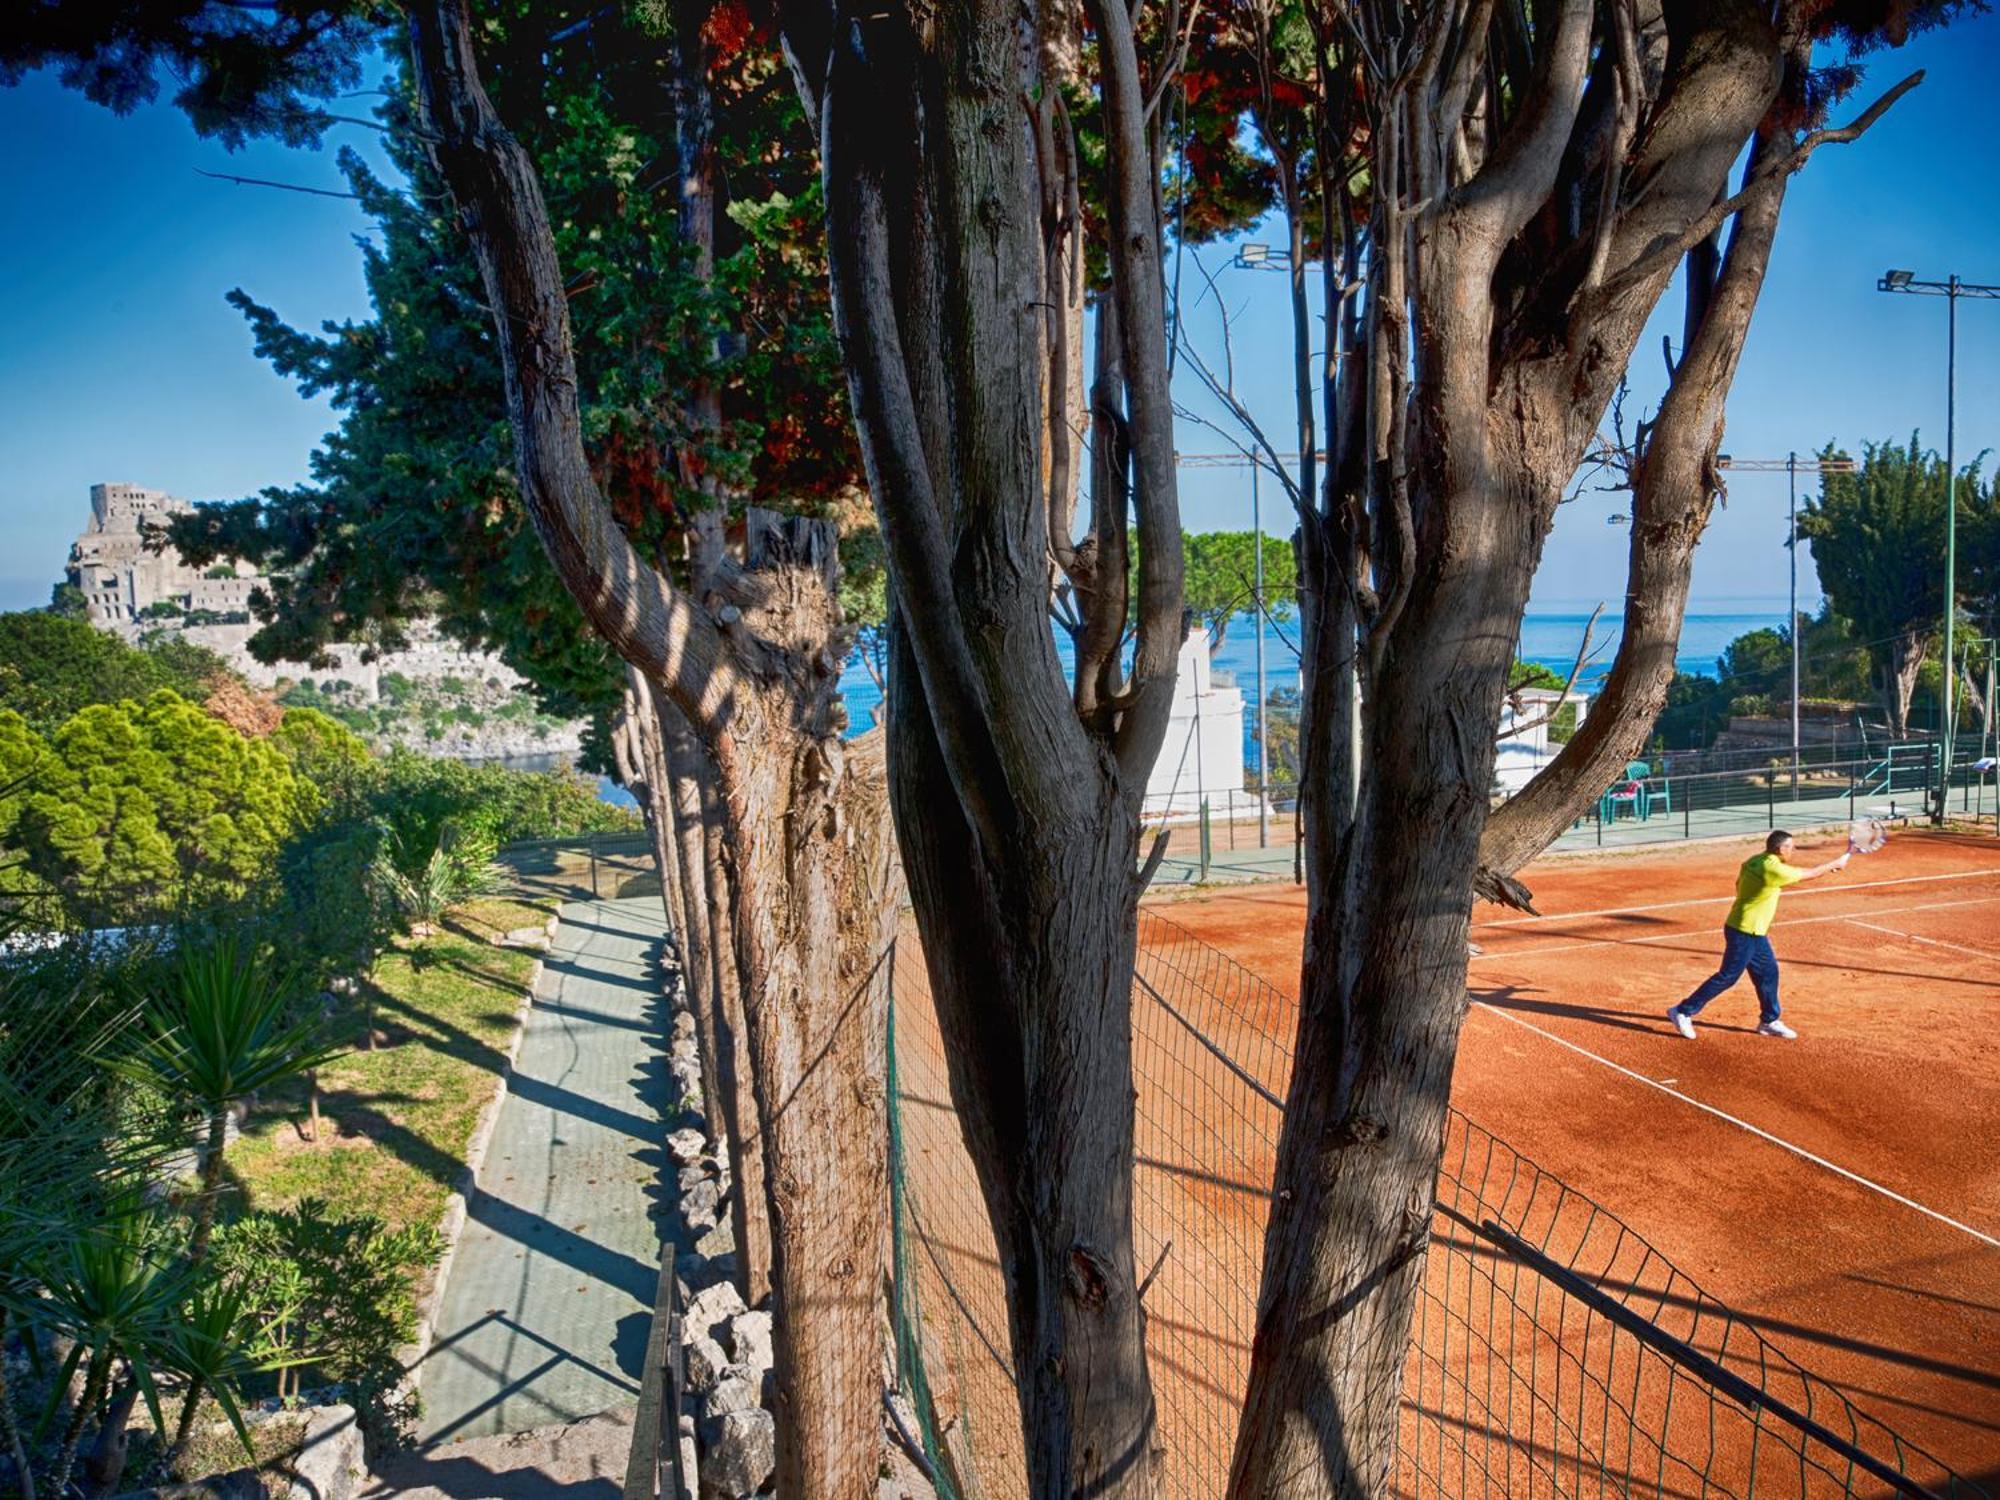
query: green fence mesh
885 912 1989 1499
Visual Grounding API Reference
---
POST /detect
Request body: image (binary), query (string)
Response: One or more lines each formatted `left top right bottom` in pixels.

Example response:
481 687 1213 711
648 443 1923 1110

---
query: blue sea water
570 608 1782 804
832 608 1785 736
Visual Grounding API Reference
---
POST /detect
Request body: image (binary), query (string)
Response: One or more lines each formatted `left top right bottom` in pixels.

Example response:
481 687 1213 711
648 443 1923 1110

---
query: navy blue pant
1679 926 1781 1024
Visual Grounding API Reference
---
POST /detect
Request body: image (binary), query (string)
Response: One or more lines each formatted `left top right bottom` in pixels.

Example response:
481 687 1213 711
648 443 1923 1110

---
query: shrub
212 1199 440 1451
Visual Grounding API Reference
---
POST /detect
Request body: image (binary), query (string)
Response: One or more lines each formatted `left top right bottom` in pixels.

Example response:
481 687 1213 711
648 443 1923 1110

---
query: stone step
362 1408 634 1499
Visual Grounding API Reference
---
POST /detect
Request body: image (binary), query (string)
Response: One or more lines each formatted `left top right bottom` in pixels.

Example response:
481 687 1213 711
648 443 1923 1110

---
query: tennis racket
1847 817 1889 855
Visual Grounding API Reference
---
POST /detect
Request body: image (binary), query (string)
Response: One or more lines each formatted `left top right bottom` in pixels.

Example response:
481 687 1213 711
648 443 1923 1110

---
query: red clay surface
1145 830 2000 1493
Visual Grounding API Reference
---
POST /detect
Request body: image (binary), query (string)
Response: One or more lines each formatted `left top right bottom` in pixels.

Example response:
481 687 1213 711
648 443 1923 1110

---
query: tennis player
1667 830 1850 1040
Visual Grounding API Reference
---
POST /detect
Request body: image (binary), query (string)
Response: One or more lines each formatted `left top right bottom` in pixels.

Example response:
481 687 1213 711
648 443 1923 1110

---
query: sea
564 607 1786 806
831 607 1785 735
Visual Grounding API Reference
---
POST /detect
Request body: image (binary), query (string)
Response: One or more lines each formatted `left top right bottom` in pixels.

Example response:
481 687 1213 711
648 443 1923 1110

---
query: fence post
589 833 600 900
1767 775 1774 829
1684 781 1690 841
1199 799 1212 882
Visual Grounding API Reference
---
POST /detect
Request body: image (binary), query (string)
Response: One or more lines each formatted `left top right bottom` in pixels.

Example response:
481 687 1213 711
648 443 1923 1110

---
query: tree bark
189 1106 229 1263
785 1 1186 1490
652 681 774 1309
1221 3 1913 1490
406 5 894 1490
887 624 1160 1496
1885 629 1926 738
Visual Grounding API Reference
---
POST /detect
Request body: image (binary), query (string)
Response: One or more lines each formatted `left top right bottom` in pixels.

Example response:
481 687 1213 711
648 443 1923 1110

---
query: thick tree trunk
407 9 895 1492
788 0 1181 1487
652 685 774 1309
887 626 1160 1497
701 515 898 1498
1230 461 1541 1496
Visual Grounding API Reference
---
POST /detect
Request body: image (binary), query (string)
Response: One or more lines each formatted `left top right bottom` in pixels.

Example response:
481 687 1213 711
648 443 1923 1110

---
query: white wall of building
1144 633 1247 814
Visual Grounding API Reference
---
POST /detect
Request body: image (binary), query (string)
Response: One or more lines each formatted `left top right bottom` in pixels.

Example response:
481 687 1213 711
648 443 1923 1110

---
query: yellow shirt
1725 853 1805 935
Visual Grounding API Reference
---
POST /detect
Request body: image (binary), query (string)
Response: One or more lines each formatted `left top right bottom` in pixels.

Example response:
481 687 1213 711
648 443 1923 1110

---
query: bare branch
1606 70 1923 298
194 167 360 200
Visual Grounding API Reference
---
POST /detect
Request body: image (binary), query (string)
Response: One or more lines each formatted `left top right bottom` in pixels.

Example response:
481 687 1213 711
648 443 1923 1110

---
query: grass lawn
224 893 555 1239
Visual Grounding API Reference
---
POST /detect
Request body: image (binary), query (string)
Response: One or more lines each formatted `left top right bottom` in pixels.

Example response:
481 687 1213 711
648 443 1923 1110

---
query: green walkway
416 896 673 1446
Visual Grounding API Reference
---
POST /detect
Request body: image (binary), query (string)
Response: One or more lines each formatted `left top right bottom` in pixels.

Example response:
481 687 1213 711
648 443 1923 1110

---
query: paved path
416 897 673 1447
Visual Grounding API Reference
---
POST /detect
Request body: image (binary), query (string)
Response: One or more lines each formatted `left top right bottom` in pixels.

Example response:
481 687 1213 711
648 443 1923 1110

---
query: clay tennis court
890 829 1998 1497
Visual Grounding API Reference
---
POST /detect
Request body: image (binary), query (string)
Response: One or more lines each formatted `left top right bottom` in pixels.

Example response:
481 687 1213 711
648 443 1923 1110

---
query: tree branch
1606 70 1923 299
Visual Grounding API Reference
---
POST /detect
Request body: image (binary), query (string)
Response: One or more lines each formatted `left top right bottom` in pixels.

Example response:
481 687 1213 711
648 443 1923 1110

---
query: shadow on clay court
1470 983 1763 1036
1440 1230 2000 1397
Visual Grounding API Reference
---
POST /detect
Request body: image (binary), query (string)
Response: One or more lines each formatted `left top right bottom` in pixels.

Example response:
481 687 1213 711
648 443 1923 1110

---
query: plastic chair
1603 780 1644 821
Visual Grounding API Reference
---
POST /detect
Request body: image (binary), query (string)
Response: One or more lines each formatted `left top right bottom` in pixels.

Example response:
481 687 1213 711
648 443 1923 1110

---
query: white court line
1471 1001 2000 1252
1474 865 2000 930
1846 919 2000 964
1475 894 2000 962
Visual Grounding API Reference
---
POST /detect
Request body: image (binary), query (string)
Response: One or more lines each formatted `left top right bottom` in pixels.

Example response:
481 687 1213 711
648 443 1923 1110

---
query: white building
1493 686 1591 793
1144 632 1247 815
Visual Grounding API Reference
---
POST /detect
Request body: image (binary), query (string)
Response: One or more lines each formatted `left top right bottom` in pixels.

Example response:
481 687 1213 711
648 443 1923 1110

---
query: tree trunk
406 10 896 1491
188 1107 228 1263
1230 455 1542 1494
169 1374 207 1470
1886 630 1925 738
83 1377 139 1498
48 1348 111 1500
786 0 1183 1488
887 628 1160 1498
653 683 774 1309
0 1308 36 1500
685 513 898 1498
1475 114 1798 909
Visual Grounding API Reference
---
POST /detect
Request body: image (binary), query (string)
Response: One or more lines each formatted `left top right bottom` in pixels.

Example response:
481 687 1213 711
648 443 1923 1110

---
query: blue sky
2 16 1997 618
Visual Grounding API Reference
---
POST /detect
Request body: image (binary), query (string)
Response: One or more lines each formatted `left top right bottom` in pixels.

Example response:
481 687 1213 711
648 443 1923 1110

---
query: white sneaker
1668 1007 1697 1040
1757 1019 1798 1039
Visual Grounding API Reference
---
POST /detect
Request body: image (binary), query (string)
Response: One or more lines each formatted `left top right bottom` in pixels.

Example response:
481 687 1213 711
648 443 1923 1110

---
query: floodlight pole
1877 270 2000 822
1714 454 1855 787
1252 463 1269 848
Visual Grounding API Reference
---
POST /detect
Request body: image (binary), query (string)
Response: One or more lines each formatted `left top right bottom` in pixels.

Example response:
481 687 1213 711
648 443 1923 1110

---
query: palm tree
106 939 341 1261
27 1194 182 1499
158 1280 286 1475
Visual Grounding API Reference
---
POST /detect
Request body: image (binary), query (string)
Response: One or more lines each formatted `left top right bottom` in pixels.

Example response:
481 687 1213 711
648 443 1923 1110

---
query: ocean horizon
833 605 1792 732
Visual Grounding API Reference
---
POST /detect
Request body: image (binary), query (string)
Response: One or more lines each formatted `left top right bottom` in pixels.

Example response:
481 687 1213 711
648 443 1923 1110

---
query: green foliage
1799 435 1987 655
48 582 88 620
371 818 500 935
107 939 338 1128
366 750 636 847
161 26 873 725
1652 607 1874 749
212 1200 438 1449
13 691 312 924
1263 686 1301 792
1507 661 1568 692
270 707 372 805
1180 531 1299 652
0 611 237 734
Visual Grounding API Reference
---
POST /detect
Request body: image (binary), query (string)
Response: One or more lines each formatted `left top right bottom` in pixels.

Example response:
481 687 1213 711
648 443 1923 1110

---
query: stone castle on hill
66 483 580 758
70 483 260 626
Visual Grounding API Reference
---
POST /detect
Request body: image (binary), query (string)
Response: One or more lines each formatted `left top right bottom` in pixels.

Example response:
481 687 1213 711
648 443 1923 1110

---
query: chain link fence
886 910 1988 1499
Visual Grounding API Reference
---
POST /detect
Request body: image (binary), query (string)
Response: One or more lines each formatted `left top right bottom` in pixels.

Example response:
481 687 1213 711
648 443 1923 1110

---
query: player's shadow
1471 983 1761 1036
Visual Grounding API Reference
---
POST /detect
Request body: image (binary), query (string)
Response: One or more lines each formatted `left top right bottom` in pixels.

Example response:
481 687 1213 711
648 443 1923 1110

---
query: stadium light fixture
1876 269 2000 822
